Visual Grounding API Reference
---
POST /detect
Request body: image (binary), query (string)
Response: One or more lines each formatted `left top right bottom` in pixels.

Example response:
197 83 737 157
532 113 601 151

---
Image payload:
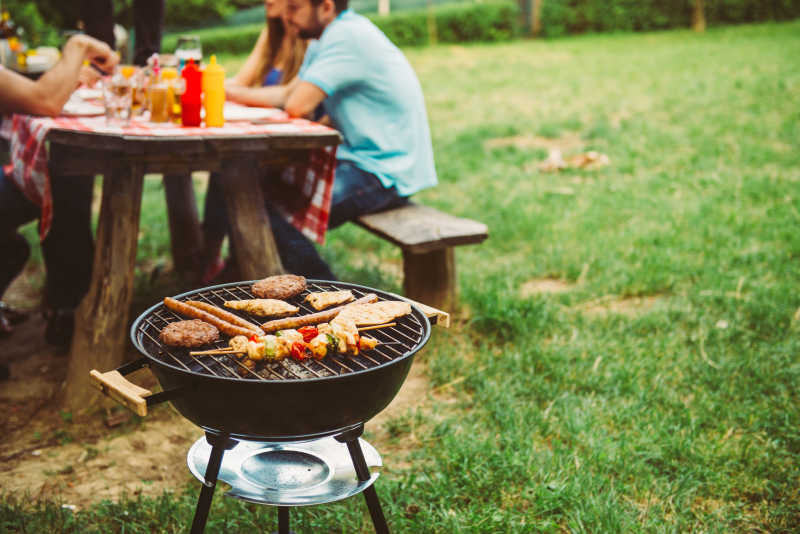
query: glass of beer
102 67 132 126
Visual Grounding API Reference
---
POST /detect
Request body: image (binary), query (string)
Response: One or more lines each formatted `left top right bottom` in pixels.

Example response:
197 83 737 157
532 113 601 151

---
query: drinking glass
175 35 202 66
103 68 132 126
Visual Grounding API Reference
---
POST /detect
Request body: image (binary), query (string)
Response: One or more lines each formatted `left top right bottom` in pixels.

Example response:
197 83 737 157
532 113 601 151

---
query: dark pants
0 171 94 310
203 161 408 280
82 0 165 65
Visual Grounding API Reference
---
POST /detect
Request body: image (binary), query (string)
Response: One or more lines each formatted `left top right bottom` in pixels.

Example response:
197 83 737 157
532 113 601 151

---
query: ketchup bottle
180 59 202 127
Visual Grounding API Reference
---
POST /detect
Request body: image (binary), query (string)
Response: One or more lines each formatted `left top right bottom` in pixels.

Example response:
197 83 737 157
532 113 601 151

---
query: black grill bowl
130 280 431 441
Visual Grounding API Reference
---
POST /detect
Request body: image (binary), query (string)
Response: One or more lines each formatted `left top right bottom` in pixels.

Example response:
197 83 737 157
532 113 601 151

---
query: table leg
219 157 284 279
163 173 203 281
61 162 145 413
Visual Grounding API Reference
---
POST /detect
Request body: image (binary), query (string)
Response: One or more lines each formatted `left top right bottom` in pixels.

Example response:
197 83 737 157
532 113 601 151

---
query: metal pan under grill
93 280 432 441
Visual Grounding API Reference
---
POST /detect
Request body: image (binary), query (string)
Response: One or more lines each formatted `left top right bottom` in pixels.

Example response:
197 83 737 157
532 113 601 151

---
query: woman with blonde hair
225 0 307 102
202 0 308 282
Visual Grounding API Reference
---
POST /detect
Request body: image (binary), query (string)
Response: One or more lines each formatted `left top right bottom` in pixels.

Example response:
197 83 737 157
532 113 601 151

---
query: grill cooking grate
134 281 428 381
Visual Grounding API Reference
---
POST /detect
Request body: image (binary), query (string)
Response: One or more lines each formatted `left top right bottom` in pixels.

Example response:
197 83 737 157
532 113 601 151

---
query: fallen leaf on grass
537 149 567 172
537 149 611 172
567 151 611 169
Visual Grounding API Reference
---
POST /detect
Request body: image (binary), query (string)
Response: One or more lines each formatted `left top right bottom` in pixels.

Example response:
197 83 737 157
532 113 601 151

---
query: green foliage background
162 1 519 52
537 0 800 36
6 0 800 47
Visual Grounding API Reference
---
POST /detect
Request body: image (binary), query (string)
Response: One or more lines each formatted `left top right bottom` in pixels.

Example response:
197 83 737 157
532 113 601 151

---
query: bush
113 0 239 29
372 1 520 46
165 1 520 53
2 0 67 46
537 0 800 37
163 23 264 56
3 0 256 47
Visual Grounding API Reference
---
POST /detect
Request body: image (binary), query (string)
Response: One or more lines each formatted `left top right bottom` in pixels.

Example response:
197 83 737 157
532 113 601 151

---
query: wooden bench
355 203 488 312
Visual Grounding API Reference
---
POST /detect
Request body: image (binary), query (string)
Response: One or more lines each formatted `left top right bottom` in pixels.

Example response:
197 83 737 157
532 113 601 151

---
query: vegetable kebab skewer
228 317 379 365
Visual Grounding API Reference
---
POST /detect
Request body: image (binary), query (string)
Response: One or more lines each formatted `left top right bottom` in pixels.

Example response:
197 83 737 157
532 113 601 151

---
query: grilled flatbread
304 290 355 311
334 301 412 326
224 299 299 318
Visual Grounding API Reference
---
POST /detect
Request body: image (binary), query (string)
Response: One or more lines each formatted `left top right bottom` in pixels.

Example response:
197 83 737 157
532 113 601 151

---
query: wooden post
402 248 456 314
61 160 145 414
532 0 543 37
426 0 437 45
692 0 706 32
163 173 203 281
219 157 284 280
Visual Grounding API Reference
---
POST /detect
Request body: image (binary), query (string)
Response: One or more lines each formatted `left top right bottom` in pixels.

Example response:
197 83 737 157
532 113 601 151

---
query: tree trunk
531 0 543 37
692 0 706 32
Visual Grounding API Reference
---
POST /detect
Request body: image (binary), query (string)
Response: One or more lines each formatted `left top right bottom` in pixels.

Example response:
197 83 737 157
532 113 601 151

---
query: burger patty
251 274 307 300
159 319 220 348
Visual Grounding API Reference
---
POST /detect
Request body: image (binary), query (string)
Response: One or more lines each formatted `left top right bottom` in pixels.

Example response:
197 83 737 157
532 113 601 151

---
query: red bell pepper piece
290 342 308 361
297 326 319 343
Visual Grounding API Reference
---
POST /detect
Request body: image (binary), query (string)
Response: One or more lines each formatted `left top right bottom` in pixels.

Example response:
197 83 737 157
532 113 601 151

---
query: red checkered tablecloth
0 110 338 243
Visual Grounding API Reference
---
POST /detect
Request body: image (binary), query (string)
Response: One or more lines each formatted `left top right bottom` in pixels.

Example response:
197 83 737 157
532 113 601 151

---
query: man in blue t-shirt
261 0 437 279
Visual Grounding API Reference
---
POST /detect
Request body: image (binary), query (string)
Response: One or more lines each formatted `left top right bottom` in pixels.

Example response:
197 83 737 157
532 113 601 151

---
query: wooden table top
46 125 341 155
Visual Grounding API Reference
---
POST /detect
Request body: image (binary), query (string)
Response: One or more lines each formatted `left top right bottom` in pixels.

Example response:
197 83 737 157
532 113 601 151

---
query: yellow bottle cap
204 55 224 76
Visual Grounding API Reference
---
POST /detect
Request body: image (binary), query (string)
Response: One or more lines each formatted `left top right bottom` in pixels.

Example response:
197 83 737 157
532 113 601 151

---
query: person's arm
229 28 269 87
0 35 116 117
284 81 327 118
282 30 361 118
226 75 301 109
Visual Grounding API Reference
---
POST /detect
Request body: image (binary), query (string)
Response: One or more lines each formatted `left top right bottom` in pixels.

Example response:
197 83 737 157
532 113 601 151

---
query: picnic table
2 111 340 411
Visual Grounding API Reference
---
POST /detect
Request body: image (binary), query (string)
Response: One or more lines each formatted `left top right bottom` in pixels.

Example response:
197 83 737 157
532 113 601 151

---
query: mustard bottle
202 55 225 127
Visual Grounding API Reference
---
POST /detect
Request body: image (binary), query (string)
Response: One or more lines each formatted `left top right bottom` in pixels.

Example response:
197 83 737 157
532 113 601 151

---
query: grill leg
271 506 297 534
336 425 390 534
190 432 235 534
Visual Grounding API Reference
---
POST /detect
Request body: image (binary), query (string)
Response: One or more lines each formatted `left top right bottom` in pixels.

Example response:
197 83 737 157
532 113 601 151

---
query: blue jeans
270 160 408 279
0 170 94 309
203 161 407 280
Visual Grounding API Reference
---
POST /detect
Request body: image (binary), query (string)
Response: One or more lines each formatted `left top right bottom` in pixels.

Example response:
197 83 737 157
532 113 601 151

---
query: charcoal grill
90 280 442 534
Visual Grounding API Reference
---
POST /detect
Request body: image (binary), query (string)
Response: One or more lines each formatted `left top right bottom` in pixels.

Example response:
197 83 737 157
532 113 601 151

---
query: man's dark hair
310 0 348 13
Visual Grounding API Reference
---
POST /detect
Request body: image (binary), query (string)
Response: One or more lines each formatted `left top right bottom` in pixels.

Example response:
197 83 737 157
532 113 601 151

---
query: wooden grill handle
89 369 152 417
404 297 450 328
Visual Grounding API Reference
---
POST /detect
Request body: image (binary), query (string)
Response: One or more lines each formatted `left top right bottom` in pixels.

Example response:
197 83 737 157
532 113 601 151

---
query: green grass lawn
6 20 800 533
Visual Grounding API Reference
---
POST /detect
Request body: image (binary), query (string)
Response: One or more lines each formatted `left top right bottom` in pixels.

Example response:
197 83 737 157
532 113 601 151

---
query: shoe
44 308 75 353
201 257 241 286
201 257 226 285
0 301 29 338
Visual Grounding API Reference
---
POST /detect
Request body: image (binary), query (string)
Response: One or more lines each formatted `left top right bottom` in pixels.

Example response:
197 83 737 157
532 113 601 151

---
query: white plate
224 103 283 122
61 100 105 117
74 87 103 100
